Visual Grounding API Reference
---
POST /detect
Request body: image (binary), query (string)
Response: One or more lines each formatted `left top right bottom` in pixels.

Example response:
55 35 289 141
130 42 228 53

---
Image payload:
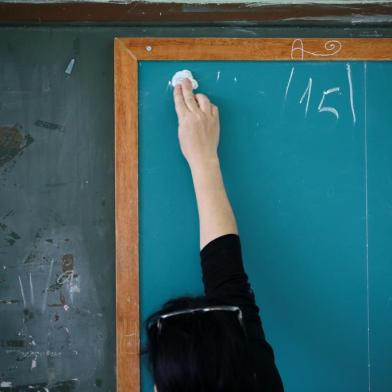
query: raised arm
173 78 238 250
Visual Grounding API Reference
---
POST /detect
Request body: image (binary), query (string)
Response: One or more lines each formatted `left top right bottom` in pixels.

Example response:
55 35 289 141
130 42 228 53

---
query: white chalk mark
29 272 34 305
65 58 75 75
164 80 172 93
41 259 54 313
56 269 80 304
291 38 342 60
216 71 221 81
346 63 357 125
284 66 295 100
291 39 305 59
324 87 340 95
70 271 75 304
364 62 371 392
69 272 80 304
299 78 312 117
18 276 26 308
0 381 12 387
317 87 340 120
31 355 37 369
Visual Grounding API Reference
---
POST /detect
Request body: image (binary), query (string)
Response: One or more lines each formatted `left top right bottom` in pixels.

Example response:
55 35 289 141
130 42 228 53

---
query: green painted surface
139 61 392 391
367 63 392 392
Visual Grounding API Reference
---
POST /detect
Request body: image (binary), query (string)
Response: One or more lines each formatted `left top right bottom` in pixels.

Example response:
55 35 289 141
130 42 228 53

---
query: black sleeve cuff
200 233 240 261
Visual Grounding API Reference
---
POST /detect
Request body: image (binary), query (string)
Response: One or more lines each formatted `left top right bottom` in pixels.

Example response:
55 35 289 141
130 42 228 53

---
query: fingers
194 93 211 113
173 84 187 117
173 77 219 116
181 78 199 112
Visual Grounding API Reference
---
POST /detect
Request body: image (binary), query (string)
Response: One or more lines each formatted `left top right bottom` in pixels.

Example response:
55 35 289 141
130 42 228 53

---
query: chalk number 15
284 64 357 125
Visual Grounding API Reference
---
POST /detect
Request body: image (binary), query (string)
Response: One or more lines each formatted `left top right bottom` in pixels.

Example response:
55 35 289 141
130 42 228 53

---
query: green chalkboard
138 61 392 391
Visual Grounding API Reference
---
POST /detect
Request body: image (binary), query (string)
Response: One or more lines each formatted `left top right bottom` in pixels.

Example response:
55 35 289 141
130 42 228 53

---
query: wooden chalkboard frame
2 3 392 25
114 37 392 392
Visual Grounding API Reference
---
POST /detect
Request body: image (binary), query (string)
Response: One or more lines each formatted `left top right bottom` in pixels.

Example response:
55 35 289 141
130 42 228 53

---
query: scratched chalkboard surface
0 29 117 391
138 60 392 392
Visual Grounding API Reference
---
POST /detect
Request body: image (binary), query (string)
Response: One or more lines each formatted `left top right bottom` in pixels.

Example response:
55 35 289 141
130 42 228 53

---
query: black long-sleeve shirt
200 234 284 392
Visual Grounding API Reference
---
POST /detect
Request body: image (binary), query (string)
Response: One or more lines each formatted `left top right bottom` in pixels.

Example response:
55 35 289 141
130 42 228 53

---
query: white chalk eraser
171 70 198 90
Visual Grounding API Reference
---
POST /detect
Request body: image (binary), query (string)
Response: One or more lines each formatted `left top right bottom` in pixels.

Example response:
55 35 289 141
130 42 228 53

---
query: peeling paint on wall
0 125 33 168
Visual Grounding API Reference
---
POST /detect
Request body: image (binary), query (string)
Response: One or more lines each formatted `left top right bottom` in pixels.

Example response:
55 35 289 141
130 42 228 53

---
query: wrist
189 156 221 176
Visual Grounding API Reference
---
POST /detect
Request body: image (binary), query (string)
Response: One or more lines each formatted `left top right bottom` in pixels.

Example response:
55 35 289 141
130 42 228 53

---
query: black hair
144 295 257 392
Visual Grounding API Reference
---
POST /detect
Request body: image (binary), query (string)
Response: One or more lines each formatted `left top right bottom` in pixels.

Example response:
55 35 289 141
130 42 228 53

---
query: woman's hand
173 78 220 169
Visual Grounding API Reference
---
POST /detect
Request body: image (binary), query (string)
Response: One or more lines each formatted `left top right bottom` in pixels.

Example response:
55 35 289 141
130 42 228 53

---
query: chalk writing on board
299 77 313 117
346 63 357 124
291 39 343 60
285 63 356 124
318 87 341 120
284 67 295 101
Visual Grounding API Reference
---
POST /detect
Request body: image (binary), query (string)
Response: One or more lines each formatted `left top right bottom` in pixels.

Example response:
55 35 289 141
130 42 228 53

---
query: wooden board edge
1 3 392 25
114 38 140 392
119 37 392 61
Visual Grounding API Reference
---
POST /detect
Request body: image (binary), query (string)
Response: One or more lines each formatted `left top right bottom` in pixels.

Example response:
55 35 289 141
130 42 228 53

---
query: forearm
190 157 238 250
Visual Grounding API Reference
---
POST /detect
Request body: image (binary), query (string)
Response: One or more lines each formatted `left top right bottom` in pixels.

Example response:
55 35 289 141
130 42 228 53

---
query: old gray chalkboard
0 28 116 391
